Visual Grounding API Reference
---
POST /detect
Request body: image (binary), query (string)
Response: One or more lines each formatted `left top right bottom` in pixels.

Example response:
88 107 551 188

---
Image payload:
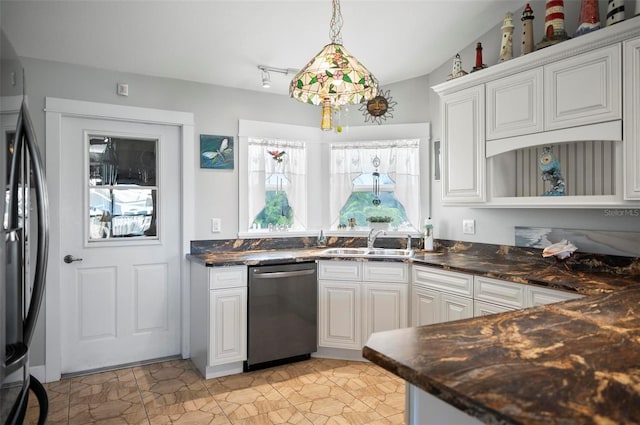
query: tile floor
24 357 406 424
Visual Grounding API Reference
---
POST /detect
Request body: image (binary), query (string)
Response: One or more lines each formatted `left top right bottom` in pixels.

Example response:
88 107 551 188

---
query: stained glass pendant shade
290 0 378 130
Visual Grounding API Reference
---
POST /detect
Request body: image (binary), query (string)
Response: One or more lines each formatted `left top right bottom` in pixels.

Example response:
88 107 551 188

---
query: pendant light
290 0 378 131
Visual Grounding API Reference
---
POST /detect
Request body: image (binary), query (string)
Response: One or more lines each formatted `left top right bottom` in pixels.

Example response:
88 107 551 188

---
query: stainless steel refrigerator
1 29 49 425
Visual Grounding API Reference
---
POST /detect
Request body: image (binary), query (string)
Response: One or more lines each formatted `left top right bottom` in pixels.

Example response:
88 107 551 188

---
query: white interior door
59 116 181 374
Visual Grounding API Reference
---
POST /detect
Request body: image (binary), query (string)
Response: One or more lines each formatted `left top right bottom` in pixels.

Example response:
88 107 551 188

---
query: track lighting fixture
261 69 271 88
257 65 297 89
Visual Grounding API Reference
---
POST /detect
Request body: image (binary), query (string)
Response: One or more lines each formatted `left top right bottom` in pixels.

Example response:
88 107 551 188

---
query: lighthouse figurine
606 0 625 25
521 3 535 56
499 12 515 62
447 54 468 80
471 42 487 72
536 0 570 50
575 0 601 36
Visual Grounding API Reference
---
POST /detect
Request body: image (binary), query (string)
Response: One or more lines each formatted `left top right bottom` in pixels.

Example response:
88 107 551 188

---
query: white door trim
45 97 195 382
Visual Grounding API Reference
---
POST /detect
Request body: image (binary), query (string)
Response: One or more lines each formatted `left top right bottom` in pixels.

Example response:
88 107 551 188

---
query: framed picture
200 134 234 169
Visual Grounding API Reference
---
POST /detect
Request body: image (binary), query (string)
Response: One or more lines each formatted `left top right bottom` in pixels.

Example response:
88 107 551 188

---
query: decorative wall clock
359 88 397 124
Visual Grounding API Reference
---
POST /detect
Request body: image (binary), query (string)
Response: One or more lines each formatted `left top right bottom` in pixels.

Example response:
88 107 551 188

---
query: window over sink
238 120 430 237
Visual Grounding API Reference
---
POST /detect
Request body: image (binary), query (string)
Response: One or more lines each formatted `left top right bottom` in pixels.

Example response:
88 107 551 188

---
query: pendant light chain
329 0 343 45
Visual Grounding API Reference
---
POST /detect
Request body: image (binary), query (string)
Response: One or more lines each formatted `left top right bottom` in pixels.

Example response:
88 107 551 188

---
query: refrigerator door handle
14 100 49 347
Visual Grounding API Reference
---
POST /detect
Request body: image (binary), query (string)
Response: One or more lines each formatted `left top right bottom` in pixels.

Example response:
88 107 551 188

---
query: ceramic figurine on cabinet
447 54 468 80
499 12 515 61
606 0 625 25
521 3 535 55
536 0 570 49
575 0 601 36
538 146 565 196
471 42 487 72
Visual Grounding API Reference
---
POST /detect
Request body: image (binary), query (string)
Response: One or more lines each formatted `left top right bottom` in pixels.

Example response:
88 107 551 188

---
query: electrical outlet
462 219 475 235
211 218 221 233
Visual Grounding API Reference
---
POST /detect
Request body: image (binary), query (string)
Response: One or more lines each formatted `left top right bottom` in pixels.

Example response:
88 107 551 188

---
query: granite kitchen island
363 286 640 425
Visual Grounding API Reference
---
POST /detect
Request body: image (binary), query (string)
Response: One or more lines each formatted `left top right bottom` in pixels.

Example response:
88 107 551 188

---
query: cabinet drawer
363 262 408 283
527 285 583 307
209 266 247 290
412 266 473 297
474 276 525 309
474 300 516 317
318 260 362 281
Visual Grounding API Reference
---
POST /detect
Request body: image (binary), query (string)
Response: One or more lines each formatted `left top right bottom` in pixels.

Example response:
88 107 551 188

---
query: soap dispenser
424 218 434 252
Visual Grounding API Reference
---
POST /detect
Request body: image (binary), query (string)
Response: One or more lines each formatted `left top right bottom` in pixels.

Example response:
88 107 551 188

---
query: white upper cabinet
544 44 621 131
624 35 640 200
433 18 640 207
486 68 543 140
441 85 485 203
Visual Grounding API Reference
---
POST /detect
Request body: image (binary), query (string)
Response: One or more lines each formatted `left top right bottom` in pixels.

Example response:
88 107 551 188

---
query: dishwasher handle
252 269 316 279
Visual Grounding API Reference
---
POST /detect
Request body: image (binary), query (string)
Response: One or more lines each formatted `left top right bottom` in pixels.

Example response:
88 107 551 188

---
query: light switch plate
211 218 221 233
462 219 475 235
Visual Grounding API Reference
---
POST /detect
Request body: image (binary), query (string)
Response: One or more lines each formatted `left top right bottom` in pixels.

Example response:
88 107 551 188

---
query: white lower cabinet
318 261 409 352
411 266 474 326
318 280 362 349
363 282 408 344
412 266 584 323
190 263 247 379
209 287 247 366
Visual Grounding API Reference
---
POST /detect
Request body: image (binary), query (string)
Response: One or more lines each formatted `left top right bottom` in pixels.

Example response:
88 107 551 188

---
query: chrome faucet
367 228 386 249
406 234 412 250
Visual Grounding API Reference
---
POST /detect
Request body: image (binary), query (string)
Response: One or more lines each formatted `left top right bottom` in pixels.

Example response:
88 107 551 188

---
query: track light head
261 69 271 88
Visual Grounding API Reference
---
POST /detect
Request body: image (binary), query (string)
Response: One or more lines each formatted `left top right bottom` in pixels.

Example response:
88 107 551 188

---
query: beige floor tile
297 396 385 425
146 397 230 425
212 383 293 422
22 357 406 425
68 391 148 425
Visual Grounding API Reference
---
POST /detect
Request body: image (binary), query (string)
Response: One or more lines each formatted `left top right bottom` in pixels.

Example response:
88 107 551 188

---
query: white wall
425 0 640 244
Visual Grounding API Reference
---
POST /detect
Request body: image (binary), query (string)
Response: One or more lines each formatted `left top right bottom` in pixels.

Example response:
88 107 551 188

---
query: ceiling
1 0 523 96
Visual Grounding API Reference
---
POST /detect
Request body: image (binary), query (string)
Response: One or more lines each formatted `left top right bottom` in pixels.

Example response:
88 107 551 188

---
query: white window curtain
329 139 420 228
247 138 307 230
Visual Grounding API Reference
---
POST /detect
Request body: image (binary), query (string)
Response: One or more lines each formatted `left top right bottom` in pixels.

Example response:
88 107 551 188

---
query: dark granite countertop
187 244 639 295
363 287 640 424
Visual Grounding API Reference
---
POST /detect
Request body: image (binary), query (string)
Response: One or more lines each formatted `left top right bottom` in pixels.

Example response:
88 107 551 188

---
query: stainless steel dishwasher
245 262 318 371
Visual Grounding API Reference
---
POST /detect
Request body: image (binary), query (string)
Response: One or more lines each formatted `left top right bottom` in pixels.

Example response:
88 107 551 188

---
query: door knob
63 255 83 264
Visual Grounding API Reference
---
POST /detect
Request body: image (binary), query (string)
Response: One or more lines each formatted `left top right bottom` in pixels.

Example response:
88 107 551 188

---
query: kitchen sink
319 247 414 258
366 248 414 258
319 247 371 256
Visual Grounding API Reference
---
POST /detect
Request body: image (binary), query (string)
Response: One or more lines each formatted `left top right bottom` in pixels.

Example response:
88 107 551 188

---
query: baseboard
30 365 46 383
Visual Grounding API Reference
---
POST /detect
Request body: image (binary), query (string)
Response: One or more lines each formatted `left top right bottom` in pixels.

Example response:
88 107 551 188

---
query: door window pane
88 136 157 240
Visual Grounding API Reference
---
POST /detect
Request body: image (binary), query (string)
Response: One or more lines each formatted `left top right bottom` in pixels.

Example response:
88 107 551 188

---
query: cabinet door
318 280 361 349
440 293 473 322
527 286 583 307
624 36 640 200
363 283 408 343
412 285 440 326
441 85 486 203
544 44 621 131
209 287 247 366
486 68 544 140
